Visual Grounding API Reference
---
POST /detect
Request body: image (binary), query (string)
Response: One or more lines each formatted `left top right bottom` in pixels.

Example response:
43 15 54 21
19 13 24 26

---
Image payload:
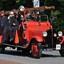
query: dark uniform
0 16 2 34
14 13 21 24
1 16 10 43
9 16 19 41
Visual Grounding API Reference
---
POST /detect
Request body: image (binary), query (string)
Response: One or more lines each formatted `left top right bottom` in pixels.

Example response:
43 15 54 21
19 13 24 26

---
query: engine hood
22 21 51 32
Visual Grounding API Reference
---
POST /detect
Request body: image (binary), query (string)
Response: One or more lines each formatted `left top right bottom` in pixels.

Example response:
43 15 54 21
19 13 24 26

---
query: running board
2 43 26 48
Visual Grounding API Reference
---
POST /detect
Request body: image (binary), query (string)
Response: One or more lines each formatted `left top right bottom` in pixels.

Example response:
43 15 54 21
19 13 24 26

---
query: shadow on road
0 50 61 59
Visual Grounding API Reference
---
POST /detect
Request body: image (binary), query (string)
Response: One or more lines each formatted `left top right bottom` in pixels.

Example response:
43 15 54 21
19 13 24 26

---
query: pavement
0 59 22 64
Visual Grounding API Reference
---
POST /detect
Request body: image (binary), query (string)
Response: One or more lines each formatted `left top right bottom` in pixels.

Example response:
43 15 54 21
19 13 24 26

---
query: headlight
54 33 57 37
43 32 47 37
58 31 63 37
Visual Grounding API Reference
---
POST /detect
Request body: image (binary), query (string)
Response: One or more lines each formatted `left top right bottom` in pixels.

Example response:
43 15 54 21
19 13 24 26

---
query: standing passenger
8 11 19 41
1 12 9 43
0 12 3 35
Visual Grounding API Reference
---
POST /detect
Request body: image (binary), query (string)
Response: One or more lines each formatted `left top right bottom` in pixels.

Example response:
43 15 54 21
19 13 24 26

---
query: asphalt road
0 48 64 64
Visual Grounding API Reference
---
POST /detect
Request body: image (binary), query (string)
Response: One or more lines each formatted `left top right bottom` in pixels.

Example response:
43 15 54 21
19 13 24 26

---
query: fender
57 36 64 44
61 36 64 44
24 36 43 48
33 36 43 42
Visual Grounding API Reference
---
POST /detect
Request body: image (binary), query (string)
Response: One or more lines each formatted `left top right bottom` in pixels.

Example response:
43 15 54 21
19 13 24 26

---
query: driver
36 11 41 21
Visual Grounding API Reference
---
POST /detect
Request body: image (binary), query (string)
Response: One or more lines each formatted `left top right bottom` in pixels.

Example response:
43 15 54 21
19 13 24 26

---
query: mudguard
57 36 64 44
33 36 43 42
60 36 64 44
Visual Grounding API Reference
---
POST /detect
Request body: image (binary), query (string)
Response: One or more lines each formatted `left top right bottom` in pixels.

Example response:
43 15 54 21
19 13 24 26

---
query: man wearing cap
19 5 25 22
8 11 19 41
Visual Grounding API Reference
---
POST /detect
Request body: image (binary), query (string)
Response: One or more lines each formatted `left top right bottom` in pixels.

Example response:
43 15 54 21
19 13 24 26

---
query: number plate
56 44 61 50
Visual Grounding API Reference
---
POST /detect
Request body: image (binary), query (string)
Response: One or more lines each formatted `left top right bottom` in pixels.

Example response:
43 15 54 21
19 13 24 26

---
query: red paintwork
57 36 64 44
32 43 39 56
19 20 51 48
0 35 2 43
0 16 51 48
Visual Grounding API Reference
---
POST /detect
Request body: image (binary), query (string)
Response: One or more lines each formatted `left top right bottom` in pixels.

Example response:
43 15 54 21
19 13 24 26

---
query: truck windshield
36 15 48 22
26 10 48 22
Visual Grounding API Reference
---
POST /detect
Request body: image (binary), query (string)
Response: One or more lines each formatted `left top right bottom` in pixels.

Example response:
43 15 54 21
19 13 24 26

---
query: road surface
0 48 64 64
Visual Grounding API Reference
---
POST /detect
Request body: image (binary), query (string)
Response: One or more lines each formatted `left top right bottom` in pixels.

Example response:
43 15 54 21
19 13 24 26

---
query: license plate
56 44 61 50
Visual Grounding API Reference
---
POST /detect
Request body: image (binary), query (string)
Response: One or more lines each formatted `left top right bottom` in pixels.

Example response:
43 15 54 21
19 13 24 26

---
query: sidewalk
0 60 22 64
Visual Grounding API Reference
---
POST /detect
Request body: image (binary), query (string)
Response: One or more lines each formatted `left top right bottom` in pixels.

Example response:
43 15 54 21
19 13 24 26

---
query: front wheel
59 50 64 57
0 47 5 53
31 41 42 58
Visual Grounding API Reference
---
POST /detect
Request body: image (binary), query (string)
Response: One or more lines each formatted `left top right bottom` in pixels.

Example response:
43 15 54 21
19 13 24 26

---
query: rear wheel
31 41 42 58
59 49 64 57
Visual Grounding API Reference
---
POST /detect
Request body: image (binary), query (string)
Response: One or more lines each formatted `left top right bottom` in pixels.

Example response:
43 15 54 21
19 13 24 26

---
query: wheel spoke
31 41 42 58
32 43 39 56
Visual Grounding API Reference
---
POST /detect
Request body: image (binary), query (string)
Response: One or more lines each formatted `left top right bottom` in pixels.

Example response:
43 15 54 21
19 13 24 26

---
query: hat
10 11 14 15
19 5 25 11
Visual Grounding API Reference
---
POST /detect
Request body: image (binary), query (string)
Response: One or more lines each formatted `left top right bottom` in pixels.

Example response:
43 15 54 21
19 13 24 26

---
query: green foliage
51 10 60 16
44 0 64 31
0 0 3 10
58 0 64 2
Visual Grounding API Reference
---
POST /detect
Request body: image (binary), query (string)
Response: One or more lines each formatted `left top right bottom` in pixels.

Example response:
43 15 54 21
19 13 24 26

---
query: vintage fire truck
0 6 64 58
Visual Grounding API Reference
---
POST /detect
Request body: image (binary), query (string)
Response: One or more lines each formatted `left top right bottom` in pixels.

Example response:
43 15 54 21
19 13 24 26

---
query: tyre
17 47 22 51
0 47 5 53
22 48 30 54
59 50 64 57
31 41 42 58
21 48 30 56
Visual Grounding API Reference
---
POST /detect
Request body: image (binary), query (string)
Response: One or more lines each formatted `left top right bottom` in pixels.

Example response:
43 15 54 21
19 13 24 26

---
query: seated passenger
26 12 32 21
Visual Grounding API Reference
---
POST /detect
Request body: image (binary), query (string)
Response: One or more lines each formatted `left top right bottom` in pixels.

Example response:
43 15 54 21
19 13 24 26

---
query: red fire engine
0 6 64 58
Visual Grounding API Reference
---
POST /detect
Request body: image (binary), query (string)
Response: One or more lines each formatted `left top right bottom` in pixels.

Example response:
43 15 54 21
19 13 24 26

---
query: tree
44 0 64 31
